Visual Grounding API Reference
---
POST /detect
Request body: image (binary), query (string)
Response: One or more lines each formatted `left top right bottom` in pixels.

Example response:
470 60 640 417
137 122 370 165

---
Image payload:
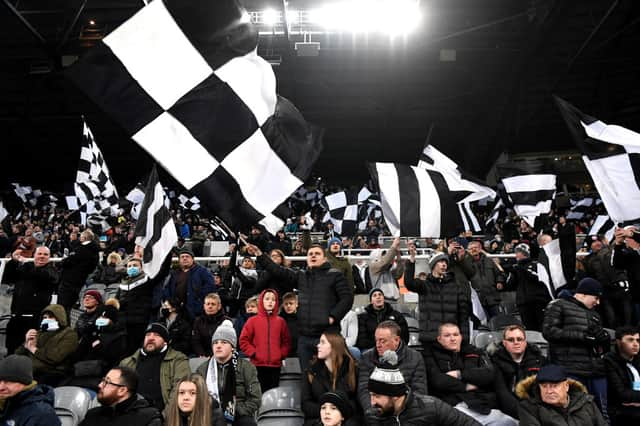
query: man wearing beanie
326 237 355 293
196 323 262 425
367 350 480 425
0 355 60 425
542 277 611 422
120 322 189 410
356 288 409 351
75 289 104 337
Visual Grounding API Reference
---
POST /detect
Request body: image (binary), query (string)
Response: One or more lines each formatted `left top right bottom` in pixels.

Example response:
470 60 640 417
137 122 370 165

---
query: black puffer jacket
612 243 640 302
542 295 608 377
191 310 231 357
585 247 628 298
603 348 640 416
367 392 482 426
423 342 496 415
404 261 471 343
59 241 99 290
491 344 546 418
356 303 409 351
504 258 552 306
257 254 353 338
3 260 59 315
470 254 504 308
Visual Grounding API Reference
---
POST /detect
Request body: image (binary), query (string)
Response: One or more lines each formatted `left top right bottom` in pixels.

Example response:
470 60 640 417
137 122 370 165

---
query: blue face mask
127 266 140 277
41 318 59 331
95 318 110 328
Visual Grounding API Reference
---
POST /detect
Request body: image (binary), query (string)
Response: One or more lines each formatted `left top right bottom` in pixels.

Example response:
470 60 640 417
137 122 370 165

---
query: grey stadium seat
54 386 92 425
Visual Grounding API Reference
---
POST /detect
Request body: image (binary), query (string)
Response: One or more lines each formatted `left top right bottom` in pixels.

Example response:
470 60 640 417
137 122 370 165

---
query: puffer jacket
358 341 427 412
603 347 640 416
0 383 60 426
404 261 471 343
367 391 482 426
423 341 497 415
542 295 608 377
118 256 171 326
491 344 546 418
504 258 552 306
15 304 79 376
516 376 606 426
470 253 504 308
257 254 353 338
239 289 291 368
191 310 232 357
3 260 59 316
355 303 409 351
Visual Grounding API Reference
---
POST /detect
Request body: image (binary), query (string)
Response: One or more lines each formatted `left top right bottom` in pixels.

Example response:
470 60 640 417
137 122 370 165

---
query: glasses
504 337 526 343
100 377 127 388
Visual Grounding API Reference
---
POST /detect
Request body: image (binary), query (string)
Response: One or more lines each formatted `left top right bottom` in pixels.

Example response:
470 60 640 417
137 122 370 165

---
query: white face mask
41 318 59 331
95 318 110 328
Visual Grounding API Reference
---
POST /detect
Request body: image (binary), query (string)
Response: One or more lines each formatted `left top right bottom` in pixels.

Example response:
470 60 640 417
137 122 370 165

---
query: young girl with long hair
165 374 218 426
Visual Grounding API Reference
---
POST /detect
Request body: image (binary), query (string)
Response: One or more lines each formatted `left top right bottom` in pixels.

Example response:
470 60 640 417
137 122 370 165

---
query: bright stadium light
286 9 300 24
262 8 279 26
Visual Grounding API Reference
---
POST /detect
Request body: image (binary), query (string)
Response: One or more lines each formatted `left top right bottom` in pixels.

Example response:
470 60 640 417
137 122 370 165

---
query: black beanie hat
0 355 33 385
145 322 170 343
319 391 352 420
368 350 408 396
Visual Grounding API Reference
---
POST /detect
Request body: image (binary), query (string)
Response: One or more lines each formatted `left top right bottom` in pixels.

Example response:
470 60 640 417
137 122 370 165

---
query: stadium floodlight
286 9 300 24
262 8 279 26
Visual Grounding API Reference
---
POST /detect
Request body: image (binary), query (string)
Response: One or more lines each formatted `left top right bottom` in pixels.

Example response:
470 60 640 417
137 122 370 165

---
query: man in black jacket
424 323 517 425
57 229 99 311
468 240 505 319
604 326 640 422
247 242 353 371
3 246 59 354
612 226 640 324
542 277 610 422
356 288 409 351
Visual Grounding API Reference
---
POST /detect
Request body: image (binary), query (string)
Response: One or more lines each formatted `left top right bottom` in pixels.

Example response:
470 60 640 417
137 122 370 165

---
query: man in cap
196 322 262 425
516 364 606 425
604 326 640 422
367 350 481 425
326 237 355 292
500 243 551 331
405 247 471 343
356 288 409 351
120 322 190 410
163 247 215 321
543 277 610 421
0 354 60 425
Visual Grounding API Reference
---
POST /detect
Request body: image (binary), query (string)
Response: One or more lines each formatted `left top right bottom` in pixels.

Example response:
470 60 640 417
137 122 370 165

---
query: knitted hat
327 237 342 249
212 321 237 348
178 247 194 258
319 391 352 420
514 243 530 257
575 277 603 296
145 322 170 343
0 355 33 385
429 252 449 271
369 288 385 300
368 350 407 396
536 364 567 383
84 289 103 304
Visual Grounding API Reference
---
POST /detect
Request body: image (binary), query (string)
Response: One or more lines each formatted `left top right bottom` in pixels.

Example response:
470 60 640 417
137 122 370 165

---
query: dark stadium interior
1 0 640 190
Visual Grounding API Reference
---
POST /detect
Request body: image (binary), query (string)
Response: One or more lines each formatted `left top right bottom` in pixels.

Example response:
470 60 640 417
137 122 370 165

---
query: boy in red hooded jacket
239 289 291 391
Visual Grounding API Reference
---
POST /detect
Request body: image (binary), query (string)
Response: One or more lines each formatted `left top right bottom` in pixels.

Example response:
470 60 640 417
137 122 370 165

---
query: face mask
41 318 59 331
160 308 171 318
127 266 140 277
95 318 110 328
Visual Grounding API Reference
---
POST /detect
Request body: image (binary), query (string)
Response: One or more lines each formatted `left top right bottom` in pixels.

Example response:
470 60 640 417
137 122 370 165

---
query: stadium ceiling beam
2 0 46 45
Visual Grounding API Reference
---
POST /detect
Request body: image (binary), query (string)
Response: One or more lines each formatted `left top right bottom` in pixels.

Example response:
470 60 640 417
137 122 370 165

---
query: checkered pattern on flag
134 166 178 278
179 194 201 211
368 163 472 238
322 191 360 236
12 183 42 207
67 0 321 234
555 96 640 225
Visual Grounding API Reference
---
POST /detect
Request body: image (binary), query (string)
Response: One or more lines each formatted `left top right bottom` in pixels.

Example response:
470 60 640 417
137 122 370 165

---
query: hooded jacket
15 304 79 376
515 376 606 426
356 303 409 351
239 289 291 368
0 383 60 426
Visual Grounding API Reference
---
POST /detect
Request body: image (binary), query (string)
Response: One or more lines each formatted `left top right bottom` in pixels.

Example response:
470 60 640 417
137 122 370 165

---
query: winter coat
302 356 360 426
160 314 192 356
3 260 58 316
163 263 215 320
0 384 60 426
15 304 79 377
491 343 546 418
352 263 372 294
516 376 606 426
358 341 427 412
326 251 355 293
91 263 125 285
191 310 232 357
196 356 262 418
585 247 629 299
404 261 471 343
542 295 608 377
367 391 482 426
424 341 497 415
356 303 409 351
257 254 354 338
59 240 99 290
239 289 291 368
470 253 504 308
603 348 640 417
120 347 190 406
280 310 299 354
254 268 295 299
80 394 162 426
448 253 475 288
612 243 640 302
503 258 552 306
75 308 101 338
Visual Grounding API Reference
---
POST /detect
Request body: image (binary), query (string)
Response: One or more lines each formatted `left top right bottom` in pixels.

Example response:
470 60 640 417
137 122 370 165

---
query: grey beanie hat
0 355 33 385
429 252 449 271
212 321 237 348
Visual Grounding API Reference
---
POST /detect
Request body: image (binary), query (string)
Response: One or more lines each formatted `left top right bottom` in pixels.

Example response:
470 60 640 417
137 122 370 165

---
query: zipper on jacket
267 314 271 364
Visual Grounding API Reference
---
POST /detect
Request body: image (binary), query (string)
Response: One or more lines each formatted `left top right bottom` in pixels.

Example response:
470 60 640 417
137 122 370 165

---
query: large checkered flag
322 190 360 236
134 166 178 278
555 96 640 226
418 145 496 232
67 0 321 234
498 165 556 227
368 163 472 237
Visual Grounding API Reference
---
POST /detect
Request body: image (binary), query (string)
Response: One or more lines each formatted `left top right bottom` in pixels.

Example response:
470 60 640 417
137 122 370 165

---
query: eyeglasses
100 377 127 388
504 337 526 343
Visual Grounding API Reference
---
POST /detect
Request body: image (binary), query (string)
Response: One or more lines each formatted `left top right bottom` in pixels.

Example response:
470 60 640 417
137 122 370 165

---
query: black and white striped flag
134 166 177 278
498 165 556 227
368 163 471 237
538 239 566 296
67 0 321 234
485 197 506 229
555 96 640 226
589 215 616 242
567 197 594 220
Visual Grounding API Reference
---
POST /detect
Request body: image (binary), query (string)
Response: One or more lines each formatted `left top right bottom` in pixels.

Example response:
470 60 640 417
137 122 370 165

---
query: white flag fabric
0 201 8 223
538 239 567 294
501 173 556 227
589 215 616 243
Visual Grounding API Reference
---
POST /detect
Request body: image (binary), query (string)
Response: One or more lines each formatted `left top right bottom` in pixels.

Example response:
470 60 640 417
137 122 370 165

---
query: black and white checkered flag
556 96 640 226
67 0 321 234
322 190 360 236
179 194 201 211
66 120 120 221
12 183 42 207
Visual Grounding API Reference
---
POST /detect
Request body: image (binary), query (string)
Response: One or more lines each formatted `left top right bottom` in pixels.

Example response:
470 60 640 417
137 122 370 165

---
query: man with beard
80 366 162 425
367 350 480 425
120 323 190 410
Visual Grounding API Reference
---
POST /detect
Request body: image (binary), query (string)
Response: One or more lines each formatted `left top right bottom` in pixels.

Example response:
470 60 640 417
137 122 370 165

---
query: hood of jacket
257 288 280 316
41 303 68 327
515 375 588 401
10 383 55 407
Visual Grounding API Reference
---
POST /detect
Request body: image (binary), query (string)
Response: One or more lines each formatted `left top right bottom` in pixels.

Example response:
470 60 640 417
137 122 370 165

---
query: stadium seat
258 415 304 425
391 303 413 317
104 284 120 300
189 357 206 373
258 386 302 419
474 331 502 350
525 330 549 357
488 314 522 331
405 317 420 333
55 408 78 426
280 358 302 377
54 386 92 424
408 332 423 352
